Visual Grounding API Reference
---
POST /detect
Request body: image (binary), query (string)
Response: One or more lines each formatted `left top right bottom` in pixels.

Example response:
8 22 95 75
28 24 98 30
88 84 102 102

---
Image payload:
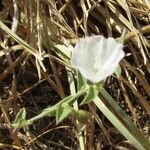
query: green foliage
115 65 122 77
56 104 73 124
13 108 26 126
80 84 100 105
93 88 150 150
77 71 86 91
54 44 71 60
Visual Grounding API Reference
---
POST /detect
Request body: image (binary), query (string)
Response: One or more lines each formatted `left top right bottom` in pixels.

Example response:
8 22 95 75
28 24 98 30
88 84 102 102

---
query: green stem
22 86 90 128
67 70 85 150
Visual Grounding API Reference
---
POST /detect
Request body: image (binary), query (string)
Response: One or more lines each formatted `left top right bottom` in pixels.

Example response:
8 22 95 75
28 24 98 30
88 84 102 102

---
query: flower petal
101 43 124 78
101 37 118 65
71 35 103 73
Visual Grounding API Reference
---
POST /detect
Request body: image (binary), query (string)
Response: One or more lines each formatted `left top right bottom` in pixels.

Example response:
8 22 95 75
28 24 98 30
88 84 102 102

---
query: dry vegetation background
0 0 150 150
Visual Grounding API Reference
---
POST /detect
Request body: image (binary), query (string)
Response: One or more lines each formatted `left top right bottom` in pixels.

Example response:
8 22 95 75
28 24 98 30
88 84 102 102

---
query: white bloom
71 35 125 83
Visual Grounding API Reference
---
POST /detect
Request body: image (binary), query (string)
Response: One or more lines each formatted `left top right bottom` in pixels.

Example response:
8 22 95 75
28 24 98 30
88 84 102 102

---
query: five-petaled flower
71 35 125 83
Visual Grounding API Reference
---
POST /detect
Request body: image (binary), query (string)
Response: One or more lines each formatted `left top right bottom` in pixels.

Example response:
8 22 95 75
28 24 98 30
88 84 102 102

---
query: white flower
71 35 125 83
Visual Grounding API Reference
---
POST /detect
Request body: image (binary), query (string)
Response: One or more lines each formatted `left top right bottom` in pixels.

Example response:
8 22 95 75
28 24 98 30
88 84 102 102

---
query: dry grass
0 0 150 149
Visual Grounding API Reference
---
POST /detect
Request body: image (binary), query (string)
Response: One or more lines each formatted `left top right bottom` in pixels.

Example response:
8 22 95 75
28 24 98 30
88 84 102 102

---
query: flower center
93 63 99 73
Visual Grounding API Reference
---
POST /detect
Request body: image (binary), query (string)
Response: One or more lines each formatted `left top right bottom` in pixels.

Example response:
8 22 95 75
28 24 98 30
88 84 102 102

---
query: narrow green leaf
80 85 99 105
56 104 73 124
77 71 86 91
93 88 150 150
13 108 26 125
54 44 72 59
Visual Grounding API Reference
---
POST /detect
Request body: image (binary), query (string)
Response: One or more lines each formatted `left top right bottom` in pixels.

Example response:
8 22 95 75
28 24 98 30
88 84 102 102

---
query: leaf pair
56 104 90 124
